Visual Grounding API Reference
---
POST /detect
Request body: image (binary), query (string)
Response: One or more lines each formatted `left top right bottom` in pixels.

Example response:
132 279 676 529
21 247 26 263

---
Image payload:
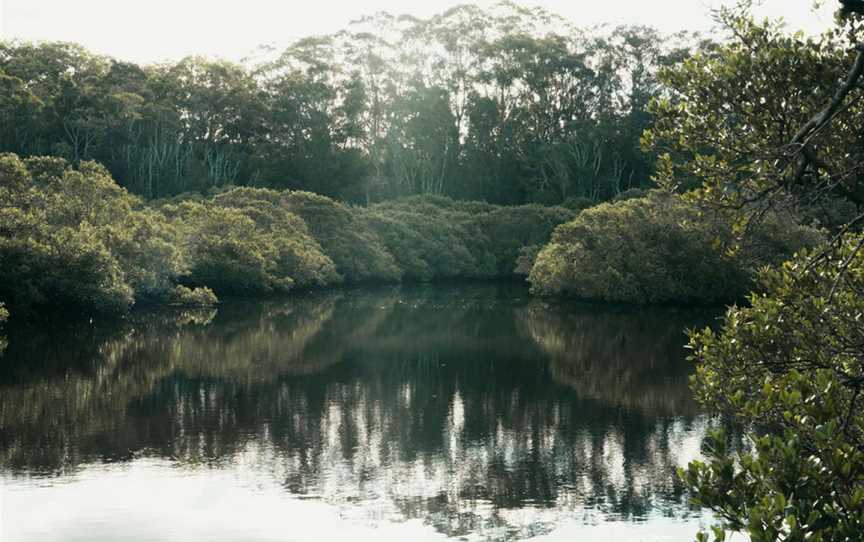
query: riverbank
0 153 820 331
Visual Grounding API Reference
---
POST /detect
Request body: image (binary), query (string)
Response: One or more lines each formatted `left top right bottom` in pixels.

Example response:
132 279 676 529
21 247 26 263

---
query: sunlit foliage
0 6 701 205
0 153 578 314
644 12 864 226
528 192 821 304
1 153 159 313
363 197 575 281
281 191 402 283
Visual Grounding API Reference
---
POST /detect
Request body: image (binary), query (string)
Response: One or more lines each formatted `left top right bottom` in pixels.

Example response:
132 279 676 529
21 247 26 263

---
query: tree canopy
645 3 864 540
0 3 701 205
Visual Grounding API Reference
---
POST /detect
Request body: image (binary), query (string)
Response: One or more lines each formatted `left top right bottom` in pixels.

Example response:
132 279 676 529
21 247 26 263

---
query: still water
0 285 721 541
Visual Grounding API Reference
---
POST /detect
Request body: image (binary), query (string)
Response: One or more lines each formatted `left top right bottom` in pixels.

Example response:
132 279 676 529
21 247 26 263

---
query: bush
1 154 192 311
211 188 340 288
10 152 749 319
282 191 402 283
684 235 864 541
362 199 495 281
163 201 294 295
169 285 218 307
0 154 138 313
0 154 344 312
529 191 822 304
364 196 574 280
364 210 492 281
102 208 187 301
479 204 576 276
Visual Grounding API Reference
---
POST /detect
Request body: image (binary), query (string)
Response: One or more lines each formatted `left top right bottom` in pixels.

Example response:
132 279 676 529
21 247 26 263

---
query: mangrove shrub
529 192 821 304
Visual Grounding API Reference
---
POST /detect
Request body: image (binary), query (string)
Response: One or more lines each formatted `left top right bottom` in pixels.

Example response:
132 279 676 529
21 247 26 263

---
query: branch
790 44 864 149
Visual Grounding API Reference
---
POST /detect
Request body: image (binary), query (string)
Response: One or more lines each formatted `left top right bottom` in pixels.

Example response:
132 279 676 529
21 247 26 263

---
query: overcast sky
0 0 838 64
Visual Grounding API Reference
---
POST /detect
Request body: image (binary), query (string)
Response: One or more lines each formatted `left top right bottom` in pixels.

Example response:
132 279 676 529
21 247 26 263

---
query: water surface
0 284 719 541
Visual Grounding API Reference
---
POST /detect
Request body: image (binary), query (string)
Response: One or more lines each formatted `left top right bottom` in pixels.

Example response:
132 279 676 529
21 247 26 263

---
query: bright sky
0 0 839 64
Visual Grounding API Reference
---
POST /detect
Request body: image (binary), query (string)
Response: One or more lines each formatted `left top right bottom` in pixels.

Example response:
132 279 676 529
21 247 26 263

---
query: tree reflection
0 285 718 539
517 300 714 415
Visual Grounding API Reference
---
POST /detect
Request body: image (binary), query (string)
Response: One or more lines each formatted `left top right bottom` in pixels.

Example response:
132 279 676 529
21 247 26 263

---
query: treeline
0 2 700 204
0 150 819 325
0 153 575 317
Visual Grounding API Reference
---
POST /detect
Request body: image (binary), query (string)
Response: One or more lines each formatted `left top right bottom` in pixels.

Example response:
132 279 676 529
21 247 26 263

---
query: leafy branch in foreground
645 8 864 231
685 237 864 541
650 3 864 541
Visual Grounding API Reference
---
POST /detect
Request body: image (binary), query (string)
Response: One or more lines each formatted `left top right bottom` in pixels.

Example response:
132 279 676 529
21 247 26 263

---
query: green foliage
1 152 578 315
281 191 401 283
362 197 494 281
25 154 188 305
0 8 696 205
528 192 821 304
0 153 139 313
480 204 577 275
362 196 574 281
158 188 342 296
169 285 218 307
163 201 293 295
644 13 864 220
685 235 864 541
211 188 341 288
362 209 491 281
645 7 864 540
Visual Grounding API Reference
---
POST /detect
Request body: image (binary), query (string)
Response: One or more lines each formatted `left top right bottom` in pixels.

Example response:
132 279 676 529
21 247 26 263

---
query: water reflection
0 285 718 540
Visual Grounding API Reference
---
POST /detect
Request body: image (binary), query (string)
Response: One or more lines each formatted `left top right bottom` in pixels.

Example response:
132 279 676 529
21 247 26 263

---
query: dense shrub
363 196 574 281
362 199 495 281
529 192 822 304
685 235 864 541
0 153 577 316
162 201 292 295
211 188 340 288
365 211 492 280
5 152 822 317
103 208 188 300
282 191 401 283
0 154 157 313
169 285 218 307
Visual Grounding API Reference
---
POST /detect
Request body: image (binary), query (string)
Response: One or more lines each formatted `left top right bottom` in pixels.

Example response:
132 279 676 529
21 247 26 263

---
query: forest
0 2 819 316
0 4 693 205
2 0 864 540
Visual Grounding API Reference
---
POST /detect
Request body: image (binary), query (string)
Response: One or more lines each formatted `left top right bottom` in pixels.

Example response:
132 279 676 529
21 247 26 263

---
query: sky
0 0 839 64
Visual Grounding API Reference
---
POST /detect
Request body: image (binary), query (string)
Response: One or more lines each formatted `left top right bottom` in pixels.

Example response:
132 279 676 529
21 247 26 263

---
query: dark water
0 285 720 541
